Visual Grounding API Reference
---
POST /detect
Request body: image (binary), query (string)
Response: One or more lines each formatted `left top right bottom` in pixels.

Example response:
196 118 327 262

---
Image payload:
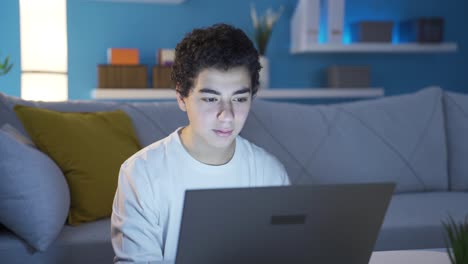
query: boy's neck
178 127 236 166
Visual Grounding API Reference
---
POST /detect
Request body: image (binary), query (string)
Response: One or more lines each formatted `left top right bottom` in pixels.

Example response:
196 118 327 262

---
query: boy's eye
202 97 217 102
233 97 249 103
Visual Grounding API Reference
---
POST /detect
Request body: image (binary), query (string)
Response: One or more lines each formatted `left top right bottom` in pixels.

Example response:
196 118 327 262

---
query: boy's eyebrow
199 87 251 96
233 88 251 95
199 88 221 95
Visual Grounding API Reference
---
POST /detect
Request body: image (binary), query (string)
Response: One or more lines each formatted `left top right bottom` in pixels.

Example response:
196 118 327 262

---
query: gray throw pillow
0 130 70 251
443 91 468 191
0 123 36 148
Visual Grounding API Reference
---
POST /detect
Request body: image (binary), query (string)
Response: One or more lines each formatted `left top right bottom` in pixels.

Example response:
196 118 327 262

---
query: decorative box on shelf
399 17 444 43
97 65 147 89
107 48 139 65
350 21 394 43
153 66 175 89
327 66 371 88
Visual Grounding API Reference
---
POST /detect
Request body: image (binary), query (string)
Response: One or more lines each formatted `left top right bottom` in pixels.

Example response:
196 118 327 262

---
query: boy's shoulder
238 135 289 185
122 130 180 169
237 136 281 165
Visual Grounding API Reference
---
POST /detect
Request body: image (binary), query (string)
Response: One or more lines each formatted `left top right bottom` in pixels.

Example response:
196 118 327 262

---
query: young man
111 23 290 263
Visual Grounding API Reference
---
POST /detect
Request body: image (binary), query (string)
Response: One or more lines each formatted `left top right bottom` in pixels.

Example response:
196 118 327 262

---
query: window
20 0 68 101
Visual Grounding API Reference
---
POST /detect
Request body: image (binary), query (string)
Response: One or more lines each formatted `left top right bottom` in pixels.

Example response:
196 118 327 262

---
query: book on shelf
321 0 345 43
291 0 320 51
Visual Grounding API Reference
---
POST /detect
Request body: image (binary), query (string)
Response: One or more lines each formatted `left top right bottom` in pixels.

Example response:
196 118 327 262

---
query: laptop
174 183 395 264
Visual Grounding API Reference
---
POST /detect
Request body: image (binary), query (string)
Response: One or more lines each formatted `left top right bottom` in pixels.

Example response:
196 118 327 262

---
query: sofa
0 86 467 263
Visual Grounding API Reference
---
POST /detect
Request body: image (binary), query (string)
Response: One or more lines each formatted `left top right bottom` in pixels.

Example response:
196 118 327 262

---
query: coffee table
369 249 451 264
145 249 452 264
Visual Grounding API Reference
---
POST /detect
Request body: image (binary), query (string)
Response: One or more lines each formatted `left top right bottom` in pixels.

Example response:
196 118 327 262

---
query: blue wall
1 0 467 99
0 0 21 97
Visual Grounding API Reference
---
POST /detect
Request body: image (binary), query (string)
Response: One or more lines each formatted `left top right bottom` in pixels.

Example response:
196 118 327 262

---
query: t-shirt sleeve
262 151 291 186
111 159 164 263
276 160 291 186
280 163 291 186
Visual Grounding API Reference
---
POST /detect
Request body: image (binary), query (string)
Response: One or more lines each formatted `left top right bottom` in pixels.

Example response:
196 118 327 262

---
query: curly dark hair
171 23 261 98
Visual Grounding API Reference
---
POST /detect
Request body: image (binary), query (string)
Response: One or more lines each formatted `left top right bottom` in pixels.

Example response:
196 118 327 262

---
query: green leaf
443 215 468 264
0 55 13 76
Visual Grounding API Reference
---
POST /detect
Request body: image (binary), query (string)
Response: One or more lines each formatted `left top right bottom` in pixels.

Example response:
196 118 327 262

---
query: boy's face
177 66 252 152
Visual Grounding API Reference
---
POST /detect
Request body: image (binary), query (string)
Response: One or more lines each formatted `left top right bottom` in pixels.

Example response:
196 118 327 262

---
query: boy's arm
111 163 164 263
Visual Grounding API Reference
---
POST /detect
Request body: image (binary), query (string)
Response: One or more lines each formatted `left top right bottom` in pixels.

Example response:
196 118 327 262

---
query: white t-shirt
111 128 290 263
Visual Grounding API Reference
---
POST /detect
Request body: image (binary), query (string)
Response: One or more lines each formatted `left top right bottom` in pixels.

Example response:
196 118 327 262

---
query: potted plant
249 4 283 89
443 215 468 264
0 54 13 77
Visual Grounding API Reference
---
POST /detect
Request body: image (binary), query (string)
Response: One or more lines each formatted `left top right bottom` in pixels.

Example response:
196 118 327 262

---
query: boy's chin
209 135 237 149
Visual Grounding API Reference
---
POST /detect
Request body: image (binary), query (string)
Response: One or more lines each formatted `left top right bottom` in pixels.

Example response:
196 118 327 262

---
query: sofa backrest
443 91 468 191
0 87 449 193
0 93 188 148
0 93 120 136
242 87 448 193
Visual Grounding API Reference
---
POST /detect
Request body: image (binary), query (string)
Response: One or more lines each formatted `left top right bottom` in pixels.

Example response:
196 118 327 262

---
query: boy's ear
176 89 187 112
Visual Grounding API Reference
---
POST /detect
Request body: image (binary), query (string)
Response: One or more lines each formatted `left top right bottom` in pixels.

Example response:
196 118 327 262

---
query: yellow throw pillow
14 105 141 225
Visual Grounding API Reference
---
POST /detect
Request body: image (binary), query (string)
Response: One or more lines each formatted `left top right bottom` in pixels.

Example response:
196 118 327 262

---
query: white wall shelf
93 0 184 4
290 0 458 54
91 88 385 100
291 43 459 54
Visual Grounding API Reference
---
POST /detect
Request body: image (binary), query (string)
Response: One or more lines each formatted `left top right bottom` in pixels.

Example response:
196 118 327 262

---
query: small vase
259 56 269 90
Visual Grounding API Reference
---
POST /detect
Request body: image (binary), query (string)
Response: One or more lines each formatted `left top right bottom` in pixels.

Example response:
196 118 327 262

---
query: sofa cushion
14 105 141 225
242 87 448 193
375 192 468 250
0 130 70 251
443 91 468 191
0 218 113 264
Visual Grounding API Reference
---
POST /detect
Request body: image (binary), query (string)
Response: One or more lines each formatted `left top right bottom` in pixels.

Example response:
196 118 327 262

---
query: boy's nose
218 102 234 121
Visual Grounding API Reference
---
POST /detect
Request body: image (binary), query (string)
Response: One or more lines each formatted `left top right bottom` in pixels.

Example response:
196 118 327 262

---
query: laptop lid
175 183 395 264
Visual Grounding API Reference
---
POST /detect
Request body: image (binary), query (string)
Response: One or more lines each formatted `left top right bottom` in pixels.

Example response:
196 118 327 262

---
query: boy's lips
213 129 233 137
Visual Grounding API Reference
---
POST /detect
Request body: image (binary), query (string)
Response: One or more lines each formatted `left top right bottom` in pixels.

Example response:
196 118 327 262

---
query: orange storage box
107 48 139 65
